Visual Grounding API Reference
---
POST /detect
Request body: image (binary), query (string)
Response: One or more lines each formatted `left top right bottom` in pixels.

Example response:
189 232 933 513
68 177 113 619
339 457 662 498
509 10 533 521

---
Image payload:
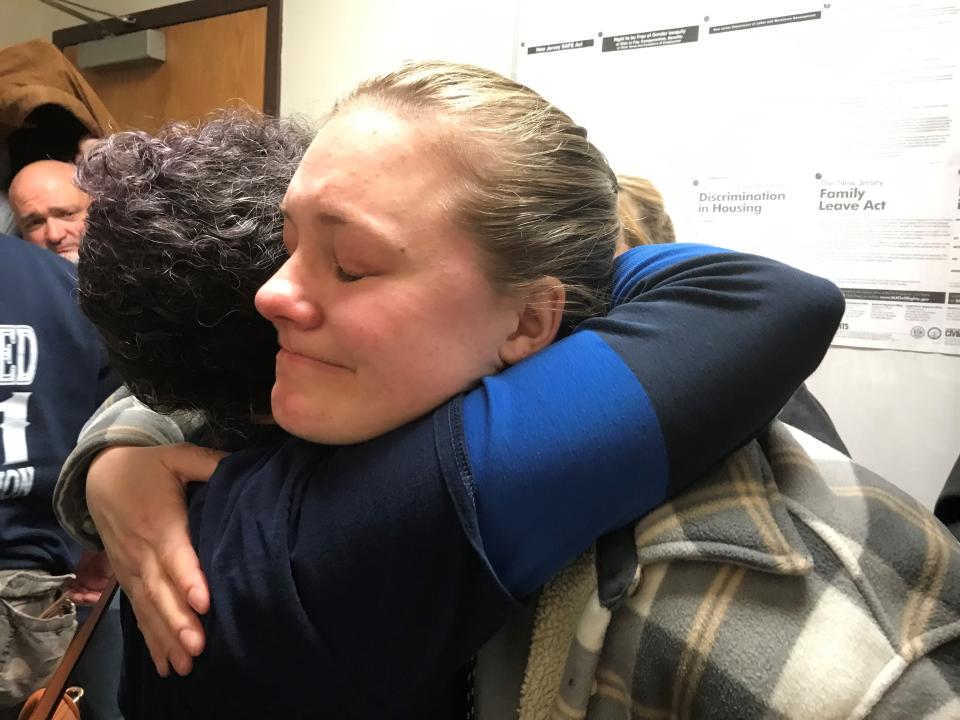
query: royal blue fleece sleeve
461 244 845 595
155 245 842 719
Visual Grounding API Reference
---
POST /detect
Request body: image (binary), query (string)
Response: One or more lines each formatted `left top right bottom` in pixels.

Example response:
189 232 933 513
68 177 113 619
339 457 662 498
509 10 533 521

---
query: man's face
254 104 523 445
9 160 90 263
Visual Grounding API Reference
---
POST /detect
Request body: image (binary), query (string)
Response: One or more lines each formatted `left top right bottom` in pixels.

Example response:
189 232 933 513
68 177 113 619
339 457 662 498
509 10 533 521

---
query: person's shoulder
209 430 307 485
0 233 76 285
783 424 935 533
781 424 960 622
0 235 82 324
0 235 104 377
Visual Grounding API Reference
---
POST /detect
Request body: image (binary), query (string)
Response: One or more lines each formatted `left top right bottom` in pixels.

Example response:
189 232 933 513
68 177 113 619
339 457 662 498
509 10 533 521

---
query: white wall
6 0 957 507
279 0 519 117
808 350 960 509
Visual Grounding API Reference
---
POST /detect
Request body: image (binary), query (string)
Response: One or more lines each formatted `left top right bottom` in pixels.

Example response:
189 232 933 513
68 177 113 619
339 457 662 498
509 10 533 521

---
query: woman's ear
498 278 566 366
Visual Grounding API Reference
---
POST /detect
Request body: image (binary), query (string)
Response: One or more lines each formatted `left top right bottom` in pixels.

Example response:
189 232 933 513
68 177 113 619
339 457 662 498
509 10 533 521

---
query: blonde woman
615 174 676 250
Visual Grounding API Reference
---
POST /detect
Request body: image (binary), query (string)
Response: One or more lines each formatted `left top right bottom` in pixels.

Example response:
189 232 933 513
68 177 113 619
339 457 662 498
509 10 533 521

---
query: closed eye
335 263 364 283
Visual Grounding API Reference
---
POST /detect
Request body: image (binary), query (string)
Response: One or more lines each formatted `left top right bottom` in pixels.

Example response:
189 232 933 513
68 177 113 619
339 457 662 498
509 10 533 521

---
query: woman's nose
255 261 323 328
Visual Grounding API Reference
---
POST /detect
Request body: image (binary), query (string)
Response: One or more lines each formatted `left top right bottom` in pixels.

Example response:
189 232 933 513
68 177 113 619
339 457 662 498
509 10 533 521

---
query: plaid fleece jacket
511 422 960 720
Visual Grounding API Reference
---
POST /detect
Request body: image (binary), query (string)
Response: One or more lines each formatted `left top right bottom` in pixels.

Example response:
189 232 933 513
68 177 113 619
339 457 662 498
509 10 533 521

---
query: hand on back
86 443 226 677
63 549 112 605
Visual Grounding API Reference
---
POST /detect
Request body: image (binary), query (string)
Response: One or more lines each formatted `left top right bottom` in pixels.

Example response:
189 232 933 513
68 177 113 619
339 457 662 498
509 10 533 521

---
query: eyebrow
18 206 81 223
317 211 348 227
278 204 347 230
282 202 402 252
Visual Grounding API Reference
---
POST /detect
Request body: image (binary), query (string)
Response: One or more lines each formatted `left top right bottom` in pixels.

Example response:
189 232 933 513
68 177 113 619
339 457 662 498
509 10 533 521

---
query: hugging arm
183 244 842 714
467 243 845 593
55 244 843 698
53 389 210 676
54 387 203 550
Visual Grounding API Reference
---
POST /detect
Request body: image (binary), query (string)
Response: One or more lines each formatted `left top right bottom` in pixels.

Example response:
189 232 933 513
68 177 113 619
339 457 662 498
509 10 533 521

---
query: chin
271 387 323 442
271 386 362 445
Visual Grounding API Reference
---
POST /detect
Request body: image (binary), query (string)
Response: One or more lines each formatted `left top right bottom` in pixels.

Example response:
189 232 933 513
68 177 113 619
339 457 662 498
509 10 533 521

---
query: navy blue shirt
0 235 116 574
119 245 844 718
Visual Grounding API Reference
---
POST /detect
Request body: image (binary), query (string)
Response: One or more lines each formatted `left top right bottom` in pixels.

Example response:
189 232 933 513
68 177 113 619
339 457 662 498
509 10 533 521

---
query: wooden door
56 1 280 133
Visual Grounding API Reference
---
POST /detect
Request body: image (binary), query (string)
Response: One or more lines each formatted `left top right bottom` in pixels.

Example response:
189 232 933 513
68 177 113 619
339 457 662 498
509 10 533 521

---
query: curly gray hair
76 109 314 445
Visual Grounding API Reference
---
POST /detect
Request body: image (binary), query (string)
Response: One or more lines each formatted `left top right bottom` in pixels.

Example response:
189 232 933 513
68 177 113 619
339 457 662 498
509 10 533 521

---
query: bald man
8 160 90 263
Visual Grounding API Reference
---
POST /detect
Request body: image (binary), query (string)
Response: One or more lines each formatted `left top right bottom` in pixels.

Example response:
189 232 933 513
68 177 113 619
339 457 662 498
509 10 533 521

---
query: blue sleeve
461 243 845 594
172 244 843 717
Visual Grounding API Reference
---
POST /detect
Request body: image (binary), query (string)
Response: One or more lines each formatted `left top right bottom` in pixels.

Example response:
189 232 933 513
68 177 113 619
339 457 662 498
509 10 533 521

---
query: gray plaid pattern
517 423 960 720
54 387 203 551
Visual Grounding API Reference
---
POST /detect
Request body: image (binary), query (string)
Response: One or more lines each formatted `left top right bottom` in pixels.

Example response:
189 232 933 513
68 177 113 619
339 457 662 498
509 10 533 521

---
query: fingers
73 550 112 591
128 560 196 677
141 551 206 662
150 486 210 644
79 590 101 605
128 575 177 678
160 536 210 616
80 575 110 592
187 585 209 616
156 523 210 615
63 586 100 606
84 443 221 676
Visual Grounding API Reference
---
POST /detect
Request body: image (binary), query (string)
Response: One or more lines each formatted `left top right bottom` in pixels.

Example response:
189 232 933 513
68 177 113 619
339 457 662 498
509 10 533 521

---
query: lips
277 347 351 372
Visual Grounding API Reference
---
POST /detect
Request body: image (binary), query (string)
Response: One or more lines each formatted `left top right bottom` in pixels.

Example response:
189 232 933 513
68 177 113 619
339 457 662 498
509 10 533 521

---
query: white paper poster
808 166 960 354
517 0 960 355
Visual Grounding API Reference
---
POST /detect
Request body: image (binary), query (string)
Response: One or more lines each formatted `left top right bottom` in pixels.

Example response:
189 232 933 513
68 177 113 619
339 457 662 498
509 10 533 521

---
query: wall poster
517 0 960 354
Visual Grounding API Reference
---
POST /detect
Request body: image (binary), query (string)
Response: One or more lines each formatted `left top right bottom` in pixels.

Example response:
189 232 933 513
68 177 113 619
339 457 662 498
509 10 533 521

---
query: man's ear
498 278 566 366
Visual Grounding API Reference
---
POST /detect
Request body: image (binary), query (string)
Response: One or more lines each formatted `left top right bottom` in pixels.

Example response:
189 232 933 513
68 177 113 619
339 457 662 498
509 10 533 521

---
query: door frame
52 0 282 116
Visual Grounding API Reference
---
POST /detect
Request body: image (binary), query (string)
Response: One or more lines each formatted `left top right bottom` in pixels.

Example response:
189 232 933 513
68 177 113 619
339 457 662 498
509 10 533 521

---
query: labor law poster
517 0 960 355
